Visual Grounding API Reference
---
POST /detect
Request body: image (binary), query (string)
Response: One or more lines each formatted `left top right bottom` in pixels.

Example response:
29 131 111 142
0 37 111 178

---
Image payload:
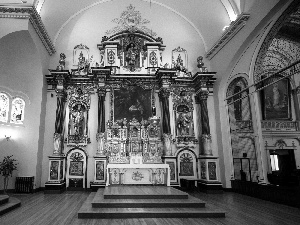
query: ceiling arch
53 0 207 51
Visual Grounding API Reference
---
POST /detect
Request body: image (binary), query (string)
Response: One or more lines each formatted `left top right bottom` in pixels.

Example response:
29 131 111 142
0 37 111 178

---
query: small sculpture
177 111 191 135
57 53 66 70
197 56 208 72
197 56 204 68
72 104 84 135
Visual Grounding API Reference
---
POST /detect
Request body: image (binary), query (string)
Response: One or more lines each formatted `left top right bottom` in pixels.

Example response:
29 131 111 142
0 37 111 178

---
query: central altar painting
114 86 152 122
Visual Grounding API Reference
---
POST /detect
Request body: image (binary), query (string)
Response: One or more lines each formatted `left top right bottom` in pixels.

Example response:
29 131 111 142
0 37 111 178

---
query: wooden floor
1 189 300 225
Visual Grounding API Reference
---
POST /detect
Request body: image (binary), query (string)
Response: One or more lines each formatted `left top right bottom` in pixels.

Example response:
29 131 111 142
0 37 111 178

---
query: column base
90 182 106 192
44 181 66 194
197 180 223 194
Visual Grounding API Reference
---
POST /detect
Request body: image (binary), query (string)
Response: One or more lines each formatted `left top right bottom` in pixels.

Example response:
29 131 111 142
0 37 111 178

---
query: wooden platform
78 186 225 219
0 195 21 216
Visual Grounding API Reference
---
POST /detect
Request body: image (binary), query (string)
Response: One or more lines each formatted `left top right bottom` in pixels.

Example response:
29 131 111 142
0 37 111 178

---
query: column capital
97 88 107 97
158 88 170 99
198 90 209 100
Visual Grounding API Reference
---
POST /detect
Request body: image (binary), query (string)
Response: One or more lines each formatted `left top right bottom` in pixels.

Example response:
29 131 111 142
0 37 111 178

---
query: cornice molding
0 6 55 55
205 13 250 60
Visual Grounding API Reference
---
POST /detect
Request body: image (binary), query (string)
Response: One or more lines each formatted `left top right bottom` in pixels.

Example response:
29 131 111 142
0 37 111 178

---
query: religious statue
177 111 191 135
96 133 105 155
125 43 139 71
163 133 172 156
72 104 84 135
77 51 87 73
53 133 62 154
57 53 66 70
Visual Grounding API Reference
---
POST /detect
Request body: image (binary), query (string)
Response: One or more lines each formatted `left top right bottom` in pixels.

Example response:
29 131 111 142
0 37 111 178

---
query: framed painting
113 86 152 122
69 161 83 176
263 79 291 120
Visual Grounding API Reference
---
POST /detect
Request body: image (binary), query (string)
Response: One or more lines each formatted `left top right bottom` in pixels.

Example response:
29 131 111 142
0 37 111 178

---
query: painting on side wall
263 79 290 120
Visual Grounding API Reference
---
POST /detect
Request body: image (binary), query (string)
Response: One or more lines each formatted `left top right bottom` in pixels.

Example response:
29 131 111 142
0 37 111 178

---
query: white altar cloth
106 163 170 186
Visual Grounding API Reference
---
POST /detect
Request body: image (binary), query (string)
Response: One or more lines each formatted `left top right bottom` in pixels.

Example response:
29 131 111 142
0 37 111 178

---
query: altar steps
0 195 21 216
103 185 189 199
78 186 225 219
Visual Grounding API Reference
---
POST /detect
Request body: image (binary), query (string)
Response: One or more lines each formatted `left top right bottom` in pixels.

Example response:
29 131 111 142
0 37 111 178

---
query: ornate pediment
106 4 156 37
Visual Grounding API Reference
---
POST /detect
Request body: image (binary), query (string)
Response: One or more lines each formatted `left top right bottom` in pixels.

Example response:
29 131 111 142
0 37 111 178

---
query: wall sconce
5 135 11 141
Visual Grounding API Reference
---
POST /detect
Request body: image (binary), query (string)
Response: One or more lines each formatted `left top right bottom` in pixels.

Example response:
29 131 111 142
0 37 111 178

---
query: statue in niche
72 104 85 136
77 51 88 73
177 105 191 136
125 43 139 71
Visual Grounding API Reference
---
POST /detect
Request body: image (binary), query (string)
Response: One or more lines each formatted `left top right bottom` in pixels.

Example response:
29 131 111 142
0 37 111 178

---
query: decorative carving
261 120 297 131
149 51 158 67
107 50 116 65
275 139 287 149
70 152 84 161
105 4 156 37
171 87 194 110
179 152 194 176
208 162 217 180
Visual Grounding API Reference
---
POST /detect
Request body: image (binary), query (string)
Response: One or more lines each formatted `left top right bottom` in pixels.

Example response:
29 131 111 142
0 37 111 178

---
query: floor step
78 191 225 219
103 186 188 199
0 197 21 216
0 195 9 205
78 208 226 219
93 190 205 208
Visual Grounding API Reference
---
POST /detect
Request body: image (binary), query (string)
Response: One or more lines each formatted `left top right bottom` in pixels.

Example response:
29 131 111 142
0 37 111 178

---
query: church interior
1 0 300 224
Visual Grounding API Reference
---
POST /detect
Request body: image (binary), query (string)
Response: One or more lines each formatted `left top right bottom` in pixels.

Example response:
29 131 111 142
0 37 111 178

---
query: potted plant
0 155 18 194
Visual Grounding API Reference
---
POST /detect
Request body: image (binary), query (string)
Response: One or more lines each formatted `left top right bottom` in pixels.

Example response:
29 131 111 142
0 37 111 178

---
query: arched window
10 97 25 124
0 92 9 123
226 77 258 182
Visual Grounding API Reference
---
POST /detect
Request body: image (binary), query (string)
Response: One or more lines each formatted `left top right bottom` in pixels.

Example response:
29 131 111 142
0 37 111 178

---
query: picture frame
263 78 291 120
69 161 83 176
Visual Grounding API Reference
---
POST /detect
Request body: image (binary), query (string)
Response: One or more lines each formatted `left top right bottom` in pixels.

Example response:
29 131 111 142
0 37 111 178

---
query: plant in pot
0 155 18 194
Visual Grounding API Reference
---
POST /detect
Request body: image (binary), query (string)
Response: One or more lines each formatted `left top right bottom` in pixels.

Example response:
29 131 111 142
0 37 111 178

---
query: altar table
106 163 170 186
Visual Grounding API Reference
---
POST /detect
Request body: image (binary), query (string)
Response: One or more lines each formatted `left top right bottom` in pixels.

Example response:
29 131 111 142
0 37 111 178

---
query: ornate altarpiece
45 4 219 191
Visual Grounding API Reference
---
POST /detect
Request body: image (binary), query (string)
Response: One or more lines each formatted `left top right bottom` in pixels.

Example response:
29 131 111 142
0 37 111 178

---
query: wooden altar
45 4 220 192
106 163 170 186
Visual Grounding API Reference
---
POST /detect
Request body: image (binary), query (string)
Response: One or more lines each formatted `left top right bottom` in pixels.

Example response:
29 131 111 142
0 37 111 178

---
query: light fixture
222 25 230 31
5 135 11 141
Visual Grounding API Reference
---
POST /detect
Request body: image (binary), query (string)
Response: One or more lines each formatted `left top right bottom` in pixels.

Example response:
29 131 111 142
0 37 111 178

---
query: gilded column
52 72 68 156
198 90 212 156
159 88 172 156
96 88 106 155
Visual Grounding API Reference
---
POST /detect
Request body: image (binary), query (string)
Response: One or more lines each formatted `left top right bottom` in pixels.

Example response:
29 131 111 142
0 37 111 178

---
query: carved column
96 88 106 155
159 89 172 156
193 71 222 192
198 90 212 156
45 68 69 193
52 72 68 156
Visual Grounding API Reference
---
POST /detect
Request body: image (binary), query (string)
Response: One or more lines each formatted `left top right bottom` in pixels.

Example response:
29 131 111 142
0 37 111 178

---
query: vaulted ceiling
0 0 258 51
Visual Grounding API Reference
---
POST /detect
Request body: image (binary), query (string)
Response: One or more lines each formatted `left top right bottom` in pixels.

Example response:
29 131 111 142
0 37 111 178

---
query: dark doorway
268 149 298 186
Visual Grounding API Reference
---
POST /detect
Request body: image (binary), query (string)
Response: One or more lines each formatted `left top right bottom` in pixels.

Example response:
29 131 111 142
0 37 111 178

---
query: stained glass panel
0 93 9 123
10 97 25 124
